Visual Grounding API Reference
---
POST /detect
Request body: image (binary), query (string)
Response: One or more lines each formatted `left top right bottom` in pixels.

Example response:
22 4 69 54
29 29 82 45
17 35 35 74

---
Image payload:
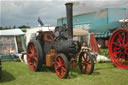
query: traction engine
27 3 94 78
109 19 128 69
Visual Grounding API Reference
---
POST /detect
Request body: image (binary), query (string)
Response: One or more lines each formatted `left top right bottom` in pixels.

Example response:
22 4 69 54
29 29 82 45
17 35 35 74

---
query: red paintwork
27 42 38 71
79 52 91 74
90 33 100 53
105 40 109 47
39 31 55 42
55 55 66 78
109 28 128 69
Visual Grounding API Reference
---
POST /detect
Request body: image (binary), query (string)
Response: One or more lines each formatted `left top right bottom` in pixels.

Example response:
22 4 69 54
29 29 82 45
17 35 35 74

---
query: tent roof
0 29 24 36
29 27 55 32
73 28 88 36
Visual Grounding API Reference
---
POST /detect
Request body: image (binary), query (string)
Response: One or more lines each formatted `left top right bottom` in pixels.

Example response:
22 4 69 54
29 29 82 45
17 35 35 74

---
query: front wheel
54 53 69 79
27 40 43 71
79 51 94 74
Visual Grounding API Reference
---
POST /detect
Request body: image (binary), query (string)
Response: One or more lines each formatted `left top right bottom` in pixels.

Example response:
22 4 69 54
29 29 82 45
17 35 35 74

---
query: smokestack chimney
65 3 73 38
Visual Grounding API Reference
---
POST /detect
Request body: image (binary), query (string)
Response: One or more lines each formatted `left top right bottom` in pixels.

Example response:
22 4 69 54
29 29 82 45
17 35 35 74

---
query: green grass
99 48 109 58
0 61 128 85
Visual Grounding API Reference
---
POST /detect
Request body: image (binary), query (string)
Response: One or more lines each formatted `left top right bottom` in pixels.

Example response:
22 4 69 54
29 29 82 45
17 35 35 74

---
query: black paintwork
36 3 81 61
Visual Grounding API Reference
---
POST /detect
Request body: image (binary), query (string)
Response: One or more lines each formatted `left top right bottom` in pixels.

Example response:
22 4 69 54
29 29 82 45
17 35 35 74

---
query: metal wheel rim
55 56 66 78
80 52 92 74
109 29 128 69
27 42 38 71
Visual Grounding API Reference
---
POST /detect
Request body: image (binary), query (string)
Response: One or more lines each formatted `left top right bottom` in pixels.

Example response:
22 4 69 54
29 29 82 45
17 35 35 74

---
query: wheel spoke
84 54 88 62
34 57 38 61
121 55 127 64
119 55 125 64
62 67 66 72
27 53 33 58
116 53 121 62
112 42 121 47
118 39 121 45
27 57 31 62
118 34 123 42
123 34 126 45
86 57 91 63
61 64 65 67
82 55 86 61
114 47 120 51
56 61 60 65
55 64 59 70
87 63 91 66
56 69 60 75
32 48 36 56
61 69 64 76
58 57 62 64
86 65 90 72
114 51 121 56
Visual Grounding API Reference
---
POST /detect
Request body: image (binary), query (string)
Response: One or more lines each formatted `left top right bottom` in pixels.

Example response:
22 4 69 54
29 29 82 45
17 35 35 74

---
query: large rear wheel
79 51 94 74
109 28 128 69
27 40 43 71
54 53 69 79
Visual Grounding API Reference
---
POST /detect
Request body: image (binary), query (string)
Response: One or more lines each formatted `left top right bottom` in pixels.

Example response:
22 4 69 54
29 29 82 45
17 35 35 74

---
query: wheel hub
120 46 125 53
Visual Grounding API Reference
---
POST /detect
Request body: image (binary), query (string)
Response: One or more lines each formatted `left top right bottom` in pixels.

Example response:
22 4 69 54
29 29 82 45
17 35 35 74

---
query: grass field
0 61 128 85
99 48 109 58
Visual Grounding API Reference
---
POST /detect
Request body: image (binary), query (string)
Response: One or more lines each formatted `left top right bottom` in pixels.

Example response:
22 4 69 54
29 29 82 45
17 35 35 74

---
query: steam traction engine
27 3 94 79
109 19 128 69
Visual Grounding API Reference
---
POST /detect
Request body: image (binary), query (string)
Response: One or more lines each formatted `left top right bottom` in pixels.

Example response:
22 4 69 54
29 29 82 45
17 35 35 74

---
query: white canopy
26 26 55 45
0 29 24 36
29 27 55 32
119 19 128 22
73 28 88 36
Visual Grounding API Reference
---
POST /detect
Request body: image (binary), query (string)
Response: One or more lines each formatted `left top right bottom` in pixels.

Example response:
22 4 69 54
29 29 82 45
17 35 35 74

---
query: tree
18 25 30 29
13 25 16 29
0 27 3 30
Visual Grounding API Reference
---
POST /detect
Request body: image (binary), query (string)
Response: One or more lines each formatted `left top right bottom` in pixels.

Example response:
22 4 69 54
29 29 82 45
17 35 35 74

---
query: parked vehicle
26 3 94 79
109 19 128 69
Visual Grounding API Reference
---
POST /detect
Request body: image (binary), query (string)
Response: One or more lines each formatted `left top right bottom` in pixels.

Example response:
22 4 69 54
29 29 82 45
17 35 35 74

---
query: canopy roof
0 29 24 36
29 27 55 32
73 28 88 36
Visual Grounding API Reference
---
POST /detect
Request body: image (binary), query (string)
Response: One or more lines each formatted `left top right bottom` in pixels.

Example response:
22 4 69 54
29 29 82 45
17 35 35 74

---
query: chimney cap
65 3 73 5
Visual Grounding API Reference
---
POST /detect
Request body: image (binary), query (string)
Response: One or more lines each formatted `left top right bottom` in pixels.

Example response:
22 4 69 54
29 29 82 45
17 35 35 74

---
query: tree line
0 25 30 30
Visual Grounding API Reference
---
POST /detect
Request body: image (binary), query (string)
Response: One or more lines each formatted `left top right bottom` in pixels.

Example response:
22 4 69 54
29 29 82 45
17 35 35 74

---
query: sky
0 0 128 28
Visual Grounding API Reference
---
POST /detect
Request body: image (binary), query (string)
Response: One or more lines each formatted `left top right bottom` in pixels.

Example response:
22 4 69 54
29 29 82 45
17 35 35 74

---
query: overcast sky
0 0 128 27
